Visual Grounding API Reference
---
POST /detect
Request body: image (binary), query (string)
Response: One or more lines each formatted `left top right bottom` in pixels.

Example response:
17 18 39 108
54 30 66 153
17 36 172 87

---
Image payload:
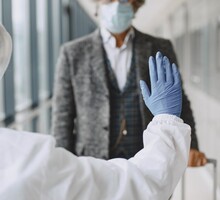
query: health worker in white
0 24 191 200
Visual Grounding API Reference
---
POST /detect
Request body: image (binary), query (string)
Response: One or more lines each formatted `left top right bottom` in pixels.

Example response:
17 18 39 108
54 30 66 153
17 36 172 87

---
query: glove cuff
153 114 183 124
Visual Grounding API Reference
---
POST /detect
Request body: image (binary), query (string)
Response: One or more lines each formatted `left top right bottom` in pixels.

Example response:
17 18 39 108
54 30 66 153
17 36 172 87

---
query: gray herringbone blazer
52 28 198 158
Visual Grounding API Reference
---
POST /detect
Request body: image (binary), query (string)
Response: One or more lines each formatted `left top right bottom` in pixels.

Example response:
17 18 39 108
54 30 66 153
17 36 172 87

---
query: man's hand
188 149 207 167
140 51 182 117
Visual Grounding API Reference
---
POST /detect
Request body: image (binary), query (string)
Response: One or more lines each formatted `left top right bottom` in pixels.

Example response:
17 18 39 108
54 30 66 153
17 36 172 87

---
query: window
0 0 2 22
52 0 62 62
175 35 186 70
61 0 71 43
190 25 210 91
0 5 5 120
216 22 220 73
32 116 39 133
12 0 31 111
37 0 49 100
22 119 32 132
0 79 5 120
0 0 64 130
209 20 220 100
39 106 51 134
190 30 201 85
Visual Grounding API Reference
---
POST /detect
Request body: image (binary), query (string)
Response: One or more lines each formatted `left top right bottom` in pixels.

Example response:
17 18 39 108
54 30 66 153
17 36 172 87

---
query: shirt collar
100 26 135 49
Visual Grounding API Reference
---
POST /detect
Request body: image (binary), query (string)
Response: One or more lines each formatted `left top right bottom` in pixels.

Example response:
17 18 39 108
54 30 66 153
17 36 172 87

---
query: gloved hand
140 51 182 117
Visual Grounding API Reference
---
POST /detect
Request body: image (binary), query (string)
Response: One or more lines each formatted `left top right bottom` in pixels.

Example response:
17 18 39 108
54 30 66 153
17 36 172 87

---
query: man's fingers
188 153 194 166
188 150 207 167
202 156 207 165
140 80 150 103
200 152 207 166
188 149 199 166
156 52 165 82
196 155 207 166
196 158 203 166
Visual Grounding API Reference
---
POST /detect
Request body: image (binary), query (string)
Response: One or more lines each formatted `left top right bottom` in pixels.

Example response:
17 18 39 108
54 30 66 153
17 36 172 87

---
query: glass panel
12 0 31 111
22 119 33 132
48 107 52 134
0 4 5 120
190 27 209 91
62 0 71 43
0 80 5 120
190 30 203 89
216 23 220 73
38 105 51 134
32 116 39 133
36 0 49 100
52 0 61 62
209 21 220 100
0 0 2 22
175 35 185 69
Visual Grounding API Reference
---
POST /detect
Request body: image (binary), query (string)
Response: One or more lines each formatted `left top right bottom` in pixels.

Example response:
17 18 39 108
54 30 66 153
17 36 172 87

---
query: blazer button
122 130 127 136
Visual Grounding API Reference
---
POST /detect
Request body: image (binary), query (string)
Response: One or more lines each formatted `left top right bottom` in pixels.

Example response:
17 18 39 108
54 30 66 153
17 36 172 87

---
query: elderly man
0 23 191 200
52 0 206 166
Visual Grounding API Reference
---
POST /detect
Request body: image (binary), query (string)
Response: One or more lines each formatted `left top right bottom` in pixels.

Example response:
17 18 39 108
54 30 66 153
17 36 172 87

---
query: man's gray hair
134 0 145 7
133 0 145 11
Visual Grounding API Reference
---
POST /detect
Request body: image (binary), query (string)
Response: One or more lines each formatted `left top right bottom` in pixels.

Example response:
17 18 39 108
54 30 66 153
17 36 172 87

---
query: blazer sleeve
154 40 199 150
52 45 76 153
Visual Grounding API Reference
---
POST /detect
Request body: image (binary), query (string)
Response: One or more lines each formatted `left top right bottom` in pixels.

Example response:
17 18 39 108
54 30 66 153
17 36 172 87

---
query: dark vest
104 51 143 159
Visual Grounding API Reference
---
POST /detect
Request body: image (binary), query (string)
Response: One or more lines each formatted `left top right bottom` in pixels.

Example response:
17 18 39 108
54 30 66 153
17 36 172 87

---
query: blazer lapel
90 29 109 96
134 28 152 86
133 28 154 128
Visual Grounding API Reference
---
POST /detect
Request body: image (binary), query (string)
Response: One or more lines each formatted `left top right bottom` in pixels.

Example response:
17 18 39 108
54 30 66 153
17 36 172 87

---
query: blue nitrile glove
140 51 182 117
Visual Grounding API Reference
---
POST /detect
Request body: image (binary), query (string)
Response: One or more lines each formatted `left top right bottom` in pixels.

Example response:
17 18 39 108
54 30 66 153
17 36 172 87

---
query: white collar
100 26 135 49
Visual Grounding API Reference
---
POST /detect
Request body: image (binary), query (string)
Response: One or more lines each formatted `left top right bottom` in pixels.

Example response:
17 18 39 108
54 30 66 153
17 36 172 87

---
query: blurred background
0 0 219 199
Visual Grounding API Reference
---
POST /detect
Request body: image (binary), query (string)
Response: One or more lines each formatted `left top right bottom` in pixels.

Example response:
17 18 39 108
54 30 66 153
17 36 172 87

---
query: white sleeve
43 114 191 200
0 114 191 200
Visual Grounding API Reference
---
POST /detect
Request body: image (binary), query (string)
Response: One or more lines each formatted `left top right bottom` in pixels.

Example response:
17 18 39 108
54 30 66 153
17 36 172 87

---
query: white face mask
0 24 12 80
99 2 134 34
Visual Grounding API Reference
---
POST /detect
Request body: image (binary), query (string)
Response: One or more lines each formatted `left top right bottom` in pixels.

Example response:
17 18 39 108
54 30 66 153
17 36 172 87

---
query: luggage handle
206 159 217 200
181 158 217 200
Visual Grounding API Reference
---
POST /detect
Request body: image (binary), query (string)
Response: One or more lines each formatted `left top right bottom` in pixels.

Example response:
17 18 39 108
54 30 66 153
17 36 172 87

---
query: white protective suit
0 115 191 200
0 23 191 200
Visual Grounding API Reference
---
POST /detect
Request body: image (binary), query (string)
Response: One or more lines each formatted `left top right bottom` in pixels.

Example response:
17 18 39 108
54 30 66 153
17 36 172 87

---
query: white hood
0 24 12 80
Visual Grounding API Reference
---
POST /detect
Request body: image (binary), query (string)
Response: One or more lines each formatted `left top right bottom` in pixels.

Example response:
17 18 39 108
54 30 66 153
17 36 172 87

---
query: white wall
140 1 220 196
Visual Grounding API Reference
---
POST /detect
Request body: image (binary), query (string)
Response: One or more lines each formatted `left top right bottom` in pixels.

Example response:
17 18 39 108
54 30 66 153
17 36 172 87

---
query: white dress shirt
100 27 135 91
